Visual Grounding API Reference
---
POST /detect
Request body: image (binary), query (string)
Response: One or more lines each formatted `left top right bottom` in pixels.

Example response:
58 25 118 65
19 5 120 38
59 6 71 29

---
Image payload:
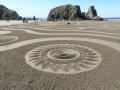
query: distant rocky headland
47 4 103 21
0 5 21 20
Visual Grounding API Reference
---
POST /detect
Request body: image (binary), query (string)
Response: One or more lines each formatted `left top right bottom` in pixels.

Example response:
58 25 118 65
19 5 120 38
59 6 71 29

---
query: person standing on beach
33 16 35 20
23 17 25 23
7 18 9 22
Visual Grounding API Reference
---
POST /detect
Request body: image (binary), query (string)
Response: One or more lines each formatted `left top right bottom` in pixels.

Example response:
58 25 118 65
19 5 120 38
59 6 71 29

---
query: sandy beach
0 20 120 90
0 20 36 26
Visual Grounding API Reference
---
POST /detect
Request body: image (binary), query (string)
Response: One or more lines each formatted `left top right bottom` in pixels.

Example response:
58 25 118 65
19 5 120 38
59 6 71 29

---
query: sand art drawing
0 22 120 75
0 31 11 35
0 21 120 90
0 36 18 44
2 28 120 39
25 44 102 74
0 23 119 71
0 31 18 44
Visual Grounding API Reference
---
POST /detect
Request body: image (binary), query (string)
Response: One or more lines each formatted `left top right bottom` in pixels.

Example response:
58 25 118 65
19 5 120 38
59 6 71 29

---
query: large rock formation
47 4 103 21
0 5 20 20
47 4 82 21
83 6 103 20
85 6 97 20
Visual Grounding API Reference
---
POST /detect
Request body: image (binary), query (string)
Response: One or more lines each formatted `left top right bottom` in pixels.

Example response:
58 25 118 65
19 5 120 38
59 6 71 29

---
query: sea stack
85 6 97 20
85 6 103 20
0 5 20 20
47 4 103 21
47 4 82 21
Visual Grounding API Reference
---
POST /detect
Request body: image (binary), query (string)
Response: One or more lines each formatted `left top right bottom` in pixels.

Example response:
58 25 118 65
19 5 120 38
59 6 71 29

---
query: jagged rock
81 12 86 20
47 4 103 21
0 5 20 20
91 16 103 21
19 16 22 20
85 6 97 20
47 4 82 21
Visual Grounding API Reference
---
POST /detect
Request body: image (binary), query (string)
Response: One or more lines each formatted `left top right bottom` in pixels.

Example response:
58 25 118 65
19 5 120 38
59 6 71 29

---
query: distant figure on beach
33 16 36 20
23 17 28 23
104 18 108 21
23 17 26 23
25 19 28 23
7 18 9 22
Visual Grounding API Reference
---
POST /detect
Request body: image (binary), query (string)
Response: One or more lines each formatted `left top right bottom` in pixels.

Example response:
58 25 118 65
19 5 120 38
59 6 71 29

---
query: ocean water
104 18 120 21
108 19 120 21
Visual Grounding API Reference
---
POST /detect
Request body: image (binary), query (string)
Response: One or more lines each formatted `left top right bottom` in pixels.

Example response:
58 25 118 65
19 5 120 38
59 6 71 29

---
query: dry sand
0 20 120 90
0 20 36 26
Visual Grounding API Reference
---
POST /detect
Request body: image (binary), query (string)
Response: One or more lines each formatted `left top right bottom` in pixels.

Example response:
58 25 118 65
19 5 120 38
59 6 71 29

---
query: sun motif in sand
25 44 102 74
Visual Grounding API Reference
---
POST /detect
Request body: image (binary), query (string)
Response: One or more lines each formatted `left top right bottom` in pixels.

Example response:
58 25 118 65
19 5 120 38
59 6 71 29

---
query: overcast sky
1 0 120 18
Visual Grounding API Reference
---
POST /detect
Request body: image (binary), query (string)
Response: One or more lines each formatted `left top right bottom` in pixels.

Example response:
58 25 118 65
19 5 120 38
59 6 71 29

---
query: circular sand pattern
25 44 102 74
47 48 80 60
0 36 18 44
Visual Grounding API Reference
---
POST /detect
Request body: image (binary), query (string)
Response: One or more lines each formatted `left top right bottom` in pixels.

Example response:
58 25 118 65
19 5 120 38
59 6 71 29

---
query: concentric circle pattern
0 36 18 44
25 44 102 74
47 48 80 60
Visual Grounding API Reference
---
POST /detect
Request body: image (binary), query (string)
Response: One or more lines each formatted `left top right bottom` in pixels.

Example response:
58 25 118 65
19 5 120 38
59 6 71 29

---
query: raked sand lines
0 21 120 89
2 28 120 40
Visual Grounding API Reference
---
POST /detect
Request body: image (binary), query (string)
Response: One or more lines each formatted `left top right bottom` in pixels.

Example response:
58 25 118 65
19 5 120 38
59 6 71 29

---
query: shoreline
0 20 36 26
0 20 120 26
